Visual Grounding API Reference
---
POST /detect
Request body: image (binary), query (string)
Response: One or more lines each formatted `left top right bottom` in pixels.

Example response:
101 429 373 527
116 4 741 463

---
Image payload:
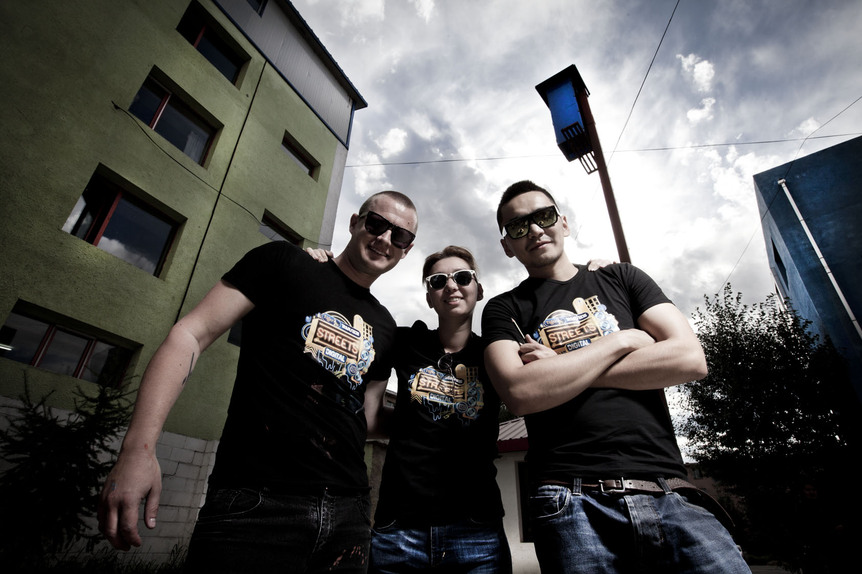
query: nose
526 221 544 237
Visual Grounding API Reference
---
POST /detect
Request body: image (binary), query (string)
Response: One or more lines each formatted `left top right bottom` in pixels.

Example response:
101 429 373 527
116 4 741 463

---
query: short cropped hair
422 245 478 283
495 180 558 230
359 191 417 218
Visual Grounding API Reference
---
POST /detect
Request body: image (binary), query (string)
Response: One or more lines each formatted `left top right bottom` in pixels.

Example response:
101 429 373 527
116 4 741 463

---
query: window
259 211 302 244
130 75 216 164
772 240 788 287
177 2 247 84
247 0 268 15
0 309 133 387
62 172 178 276
282 133 320 179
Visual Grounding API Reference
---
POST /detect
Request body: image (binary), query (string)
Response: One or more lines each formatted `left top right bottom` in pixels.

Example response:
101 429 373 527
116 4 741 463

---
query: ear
477 282 485 301
348 213 360 234
425 291 433 308
500 237 515 259
560 214 570 238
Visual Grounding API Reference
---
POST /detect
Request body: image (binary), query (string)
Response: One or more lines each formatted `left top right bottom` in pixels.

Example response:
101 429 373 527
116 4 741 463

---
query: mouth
367 242 390 259
528 240 551 252
443 296 463 304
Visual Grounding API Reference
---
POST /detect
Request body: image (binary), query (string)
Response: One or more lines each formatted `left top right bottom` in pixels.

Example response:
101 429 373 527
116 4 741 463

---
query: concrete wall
0 0 353 440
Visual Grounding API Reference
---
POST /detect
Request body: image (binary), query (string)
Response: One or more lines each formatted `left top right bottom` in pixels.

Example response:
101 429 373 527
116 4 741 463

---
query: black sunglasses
425 269 476 291
360 211 415 249
501 205 560 239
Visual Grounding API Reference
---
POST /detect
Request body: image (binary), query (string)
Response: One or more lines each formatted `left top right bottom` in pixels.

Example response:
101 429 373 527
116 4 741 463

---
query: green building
0 0 365 560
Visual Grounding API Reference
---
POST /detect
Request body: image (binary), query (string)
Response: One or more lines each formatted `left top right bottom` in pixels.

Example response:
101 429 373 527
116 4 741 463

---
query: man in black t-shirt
481 181 751 573
98 191 418 574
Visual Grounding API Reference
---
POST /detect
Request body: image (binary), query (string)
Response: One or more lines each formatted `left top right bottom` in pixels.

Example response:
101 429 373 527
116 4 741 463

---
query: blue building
752 135 862 407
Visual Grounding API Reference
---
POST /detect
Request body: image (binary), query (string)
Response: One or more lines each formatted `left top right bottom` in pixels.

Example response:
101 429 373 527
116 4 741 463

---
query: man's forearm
592 336 707 391
120 324 202 451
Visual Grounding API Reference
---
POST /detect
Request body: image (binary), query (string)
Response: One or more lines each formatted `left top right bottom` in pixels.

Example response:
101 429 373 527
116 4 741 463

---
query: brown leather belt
543 477 697 494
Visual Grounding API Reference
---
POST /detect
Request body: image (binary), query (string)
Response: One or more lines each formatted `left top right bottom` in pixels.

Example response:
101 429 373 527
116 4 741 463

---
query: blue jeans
529 480 751 574
369 518 512 573
184 487 372 573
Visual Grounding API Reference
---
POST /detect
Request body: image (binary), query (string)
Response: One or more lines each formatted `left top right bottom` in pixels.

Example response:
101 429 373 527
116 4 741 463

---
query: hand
304 247 333 262
517 335 557 364
587 258 615 271
97 448 162 551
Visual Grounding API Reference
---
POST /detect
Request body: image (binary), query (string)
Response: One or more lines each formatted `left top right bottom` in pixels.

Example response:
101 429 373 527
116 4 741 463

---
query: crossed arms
484 302 707 416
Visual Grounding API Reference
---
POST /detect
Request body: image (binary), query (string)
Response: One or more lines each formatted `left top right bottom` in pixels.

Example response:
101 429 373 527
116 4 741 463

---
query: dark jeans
185 487 372 574
529 480 751 574
369 518 512 573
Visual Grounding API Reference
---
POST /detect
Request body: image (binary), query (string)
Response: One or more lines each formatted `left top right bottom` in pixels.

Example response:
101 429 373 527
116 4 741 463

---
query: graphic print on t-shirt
533 296 620 354
407 362 484 423
302 311 375 389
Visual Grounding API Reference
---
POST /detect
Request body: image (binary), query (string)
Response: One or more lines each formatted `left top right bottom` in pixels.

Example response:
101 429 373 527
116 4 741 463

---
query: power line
607 0 680 165
344 133 859 168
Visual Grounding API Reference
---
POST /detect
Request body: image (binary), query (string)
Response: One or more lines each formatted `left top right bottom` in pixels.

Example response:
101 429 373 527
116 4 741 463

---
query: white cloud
789 117 821 138
686 97 716 124
676 53 715 93
411 0 435 23
374 128 408 158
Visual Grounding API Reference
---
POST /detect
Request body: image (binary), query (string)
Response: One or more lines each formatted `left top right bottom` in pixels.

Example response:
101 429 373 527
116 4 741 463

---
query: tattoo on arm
182 353 195 386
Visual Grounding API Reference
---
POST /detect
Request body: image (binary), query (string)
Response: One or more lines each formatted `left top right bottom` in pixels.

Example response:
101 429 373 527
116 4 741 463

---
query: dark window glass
247 0 267 15
0 313 49 363
0 311 132 387
39 329 89 377
258 214 302 244
129 77 215 164
177 4 246 84
282 135 319 178
62 173 177 276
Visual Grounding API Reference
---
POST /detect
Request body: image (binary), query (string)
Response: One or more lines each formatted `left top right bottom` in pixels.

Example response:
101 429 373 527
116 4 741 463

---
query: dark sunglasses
425 269 476 291
501 205 560 239
360 211 415 249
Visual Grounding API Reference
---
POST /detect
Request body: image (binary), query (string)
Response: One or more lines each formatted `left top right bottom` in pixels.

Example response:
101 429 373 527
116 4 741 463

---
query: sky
291 0 862 333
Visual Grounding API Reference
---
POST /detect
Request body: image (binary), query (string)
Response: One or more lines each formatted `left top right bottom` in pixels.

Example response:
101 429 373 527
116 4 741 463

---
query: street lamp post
536 64 631 263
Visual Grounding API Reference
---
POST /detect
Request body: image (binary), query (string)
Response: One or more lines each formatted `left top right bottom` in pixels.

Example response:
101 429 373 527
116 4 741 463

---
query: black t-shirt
209 241 396 493
481 263 687 483
374 322 504 526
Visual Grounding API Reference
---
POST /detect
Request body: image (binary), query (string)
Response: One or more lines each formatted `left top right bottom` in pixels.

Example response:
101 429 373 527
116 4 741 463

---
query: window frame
130 74 217 165
62 171 179 277
177 2 248 85
282 132 320 180
0 308 134 388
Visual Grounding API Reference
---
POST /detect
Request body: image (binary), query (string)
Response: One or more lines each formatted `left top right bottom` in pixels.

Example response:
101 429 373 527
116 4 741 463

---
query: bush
0 381 132 569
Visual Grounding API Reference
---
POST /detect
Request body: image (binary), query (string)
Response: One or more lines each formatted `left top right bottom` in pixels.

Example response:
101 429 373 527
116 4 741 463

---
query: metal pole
777 179 862 341
575 89 631 263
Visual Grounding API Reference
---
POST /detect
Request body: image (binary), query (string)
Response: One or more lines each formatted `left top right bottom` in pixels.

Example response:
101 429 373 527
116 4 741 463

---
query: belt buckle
599 478 626 493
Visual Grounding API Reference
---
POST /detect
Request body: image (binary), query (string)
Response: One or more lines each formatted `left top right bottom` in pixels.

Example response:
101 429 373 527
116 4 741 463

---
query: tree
679 284 856 566
0 381 132 570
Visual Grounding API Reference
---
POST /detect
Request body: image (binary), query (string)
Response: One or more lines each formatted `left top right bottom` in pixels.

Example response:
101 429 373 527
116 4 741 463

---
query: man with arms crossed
98 191 418 574
481 181 750 573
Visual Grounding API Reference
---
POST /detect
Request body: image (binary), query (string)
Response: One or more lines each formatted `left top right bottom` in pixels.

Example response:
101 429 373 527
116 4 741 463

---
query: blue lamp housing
536 65 596 171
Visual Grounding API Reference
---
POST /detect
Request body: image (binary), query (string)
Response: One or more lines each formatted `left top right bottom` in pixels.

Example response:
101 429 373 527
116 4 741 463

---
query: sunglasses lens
503 206 558 238
364 212 388 235
428 274 448 290
363 212 415 248
534 206 558 227
390 229 414 249
453 270 474 286
504 217 529 239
